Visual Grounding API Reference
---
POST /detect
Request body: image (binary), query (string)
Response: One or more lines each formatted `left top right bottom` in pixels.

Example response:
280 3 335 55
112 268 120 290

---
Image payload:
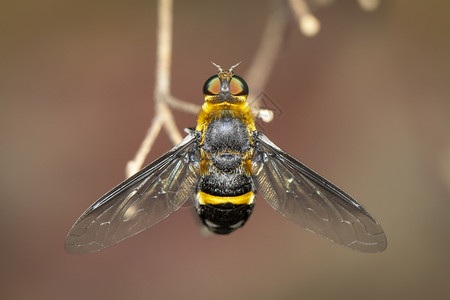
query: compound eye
203 76 221 95
229 75 249 96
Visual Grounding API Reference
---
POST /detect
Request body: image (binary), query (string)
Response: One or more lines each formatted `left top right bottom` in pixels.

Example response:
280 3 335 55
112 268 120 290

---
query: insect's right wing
65 132 200 255
252 132 387 252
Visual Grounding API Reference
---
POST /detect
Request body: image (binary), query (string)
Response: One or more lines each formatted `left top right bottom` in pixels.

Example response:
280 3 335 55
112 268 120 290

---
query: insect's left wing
65 133 200 254
252 132 387 252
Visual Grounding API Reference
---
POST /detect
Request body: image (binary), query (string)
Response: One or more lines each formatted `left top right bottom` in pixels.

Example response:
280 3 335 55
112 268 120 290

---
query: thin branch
155 0 172 96
154 0 183 146
126 115 164 177
160 98 183 145
165 95 201 114
126 0 181 178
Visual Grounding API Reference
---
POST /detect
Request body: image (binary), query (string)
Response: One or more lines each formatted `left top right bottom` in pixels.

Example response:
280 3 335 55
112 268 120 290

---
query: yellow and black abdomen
195 114 256 234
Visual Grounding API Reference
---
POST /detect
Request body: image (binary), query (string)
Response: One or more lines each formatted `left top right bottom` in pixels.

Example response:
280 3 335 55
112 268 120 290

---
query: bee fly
65 63 387 254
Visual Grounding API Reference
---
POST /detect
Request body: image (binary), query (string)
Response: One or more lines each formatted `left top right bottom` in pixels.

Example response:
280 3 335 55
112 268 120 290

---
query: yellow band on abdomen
197 191 255 205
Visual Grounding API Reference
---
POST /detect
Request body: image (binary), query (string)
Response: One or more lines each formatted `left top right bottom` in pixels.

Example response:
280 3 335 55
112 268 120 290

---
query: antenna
210 61 223 73
229 61 242 74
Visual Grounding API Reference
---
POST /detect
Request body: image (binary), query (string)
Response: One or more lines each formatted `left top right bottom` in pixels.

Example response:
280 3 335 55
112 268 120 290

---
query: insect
65 63 387 254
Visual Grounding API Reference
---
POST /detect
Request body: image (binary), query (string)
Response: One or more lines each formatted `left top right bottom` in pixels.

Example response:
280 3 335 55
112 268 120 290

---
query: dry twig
126 0 182 177
125 0 379 177
126 0 291 177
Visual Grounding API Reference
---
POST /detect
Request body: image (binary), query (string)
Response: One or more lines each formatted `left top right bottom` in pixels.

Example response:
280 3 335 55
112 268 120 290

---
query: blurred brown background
1 0 450 299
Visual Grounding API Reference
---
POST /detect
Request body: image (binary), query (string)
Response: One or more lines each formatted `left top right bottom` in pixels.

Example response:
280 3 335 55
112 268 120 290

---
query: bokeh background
1 0 450 299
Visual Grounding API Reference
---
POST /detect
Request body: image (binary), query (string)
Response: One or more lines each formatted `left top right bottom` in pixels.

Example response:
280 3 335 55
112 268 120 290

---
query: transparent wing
252 132 387 252
65 133 200 254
